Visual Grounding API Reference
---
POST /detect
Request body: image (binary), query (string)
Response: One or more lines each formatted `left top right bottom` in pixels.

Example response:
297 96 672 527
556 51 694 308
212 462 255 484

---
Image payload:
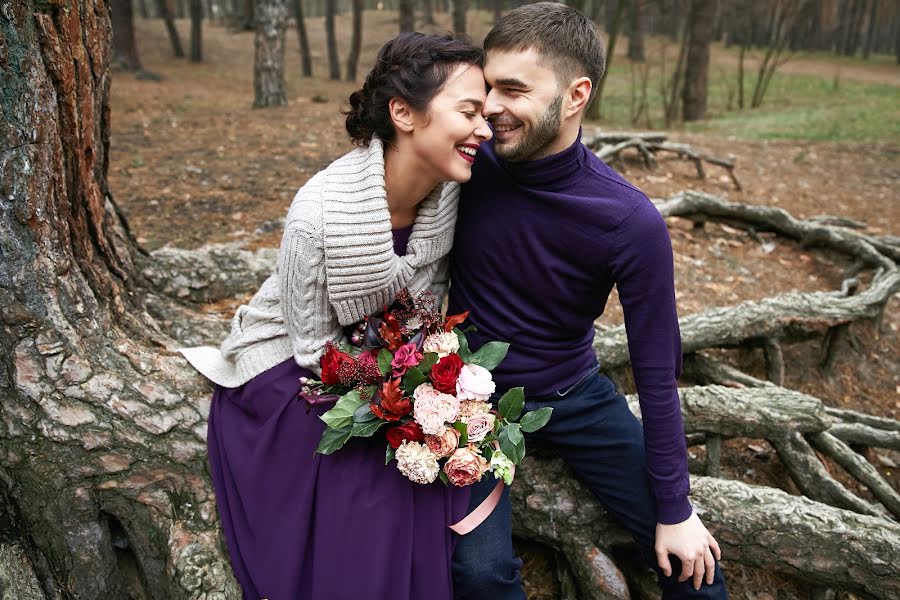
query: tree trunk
862 0 878 59
112 0 143 70
586 0 626 120
627 0 645 61
189 0 203 62
423 0 436 25
682 0 714 121
0 1 238 597
292 0 313 76
156 0 186 57
493 0 503 25
325 0 341 79
346 0 364 81
453 0 468 36
399 0 415 32
136 0 150 18
253 0 289 107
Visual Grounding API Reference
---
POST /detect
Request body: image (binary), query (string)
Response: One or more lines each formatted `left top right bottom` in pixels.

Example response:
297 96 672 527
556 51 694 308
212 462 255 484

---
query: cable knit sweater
180 137 460 388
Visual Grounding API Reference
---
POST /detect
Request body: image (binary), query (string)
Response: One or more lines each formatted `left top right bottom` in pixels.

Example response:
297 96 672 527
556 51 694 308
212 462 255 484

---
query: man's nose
483 89 504 118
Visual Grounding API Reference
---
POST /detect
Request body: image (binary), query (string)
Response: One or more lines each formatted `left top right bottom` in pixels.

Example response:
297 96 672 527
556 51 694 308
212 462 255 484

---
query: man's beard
495 94 563 162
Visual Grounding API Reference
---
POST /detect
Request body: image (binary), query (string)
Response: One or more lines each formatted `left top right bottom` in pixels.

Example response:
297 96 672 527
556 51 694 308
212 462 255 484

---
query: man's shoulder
580 144 649 202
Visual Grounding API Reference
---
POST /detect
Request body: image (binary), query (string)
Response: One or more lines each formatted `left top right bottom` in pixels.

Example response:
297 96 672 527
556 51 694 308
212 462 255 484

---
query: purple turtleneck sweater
448 131 691 524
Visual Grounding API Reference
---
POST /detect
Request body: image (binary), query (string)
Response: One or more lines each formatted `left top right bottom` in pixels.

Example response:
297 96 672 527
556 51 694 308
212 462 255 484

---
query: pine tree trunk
586 0 627 120
189 0 203 62
423 0 435 25
253 0 289 107
325 0 341 79
682 0 714 121
136 0 151 18
112 0 143 70
156 0 186 56
346 0 364 81
453 0 468 36
399 0 415 32
292 0 313 76
493 0 502 25
627 0 645 61
0 1 238 597
862 0 878 59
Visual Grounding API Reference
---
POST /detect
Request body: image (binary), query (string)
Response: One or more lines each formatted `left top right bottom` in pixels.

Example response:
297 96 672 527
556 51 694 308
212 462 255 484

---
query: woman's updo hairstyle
345 32 484 146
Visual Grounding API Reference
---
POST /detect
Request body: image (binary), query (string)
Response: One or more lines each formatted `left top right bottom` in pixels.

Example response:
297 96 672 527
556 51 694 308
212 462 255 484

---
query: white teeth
494 125 518 132
457 146 477 156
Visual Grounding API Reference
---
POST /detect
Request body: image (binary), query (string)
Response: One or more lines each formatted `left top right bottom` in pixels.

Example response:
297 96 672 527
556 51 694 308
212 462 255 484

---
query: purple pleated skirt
207 357 471 600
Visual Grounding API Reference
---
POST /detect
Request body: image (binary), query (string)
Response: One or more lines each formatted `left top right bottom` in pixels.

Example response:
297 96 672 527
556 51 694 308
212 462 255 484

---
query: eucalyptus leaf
468 341 510 370
320 391 366 429
519 407 553 433
498 425 525 464
352 402 377 423
498 387 525 421
316 425 352 455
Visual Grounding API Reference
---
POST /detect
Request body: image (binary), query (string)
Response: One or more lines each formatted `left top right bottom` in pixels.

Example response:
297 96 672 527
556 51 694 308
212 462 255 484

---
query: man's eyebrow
457 98 484 108
493 77 529 88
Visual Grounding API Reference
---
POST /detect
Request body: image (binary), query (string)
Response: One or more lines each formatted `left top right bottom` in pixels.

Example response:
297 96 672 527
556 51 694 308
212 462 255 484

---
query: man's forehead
484 48 553 80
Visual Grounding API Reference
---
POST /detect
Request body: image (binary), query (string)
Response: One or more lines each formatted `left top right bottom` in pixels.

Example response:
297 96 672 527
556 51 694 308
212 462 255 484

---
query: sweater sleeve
278 221 336 373
609 200 692 525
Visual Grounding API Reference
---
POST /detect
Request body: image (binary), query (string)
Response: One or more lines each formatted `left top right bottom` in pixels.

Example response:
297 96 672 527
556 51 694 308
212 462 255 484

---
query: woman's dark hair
345 32 484 146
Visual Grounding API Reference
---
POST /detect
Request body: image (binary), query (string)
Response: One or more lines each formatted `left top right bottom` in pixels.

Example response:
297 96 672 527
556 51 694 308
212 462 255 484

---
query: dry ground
110 14 899 600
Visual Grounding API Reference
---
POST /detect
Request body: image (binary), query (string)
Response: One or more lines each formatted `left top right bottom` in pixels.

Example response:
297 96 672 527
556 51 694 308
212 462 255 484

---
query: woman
180 33 492 599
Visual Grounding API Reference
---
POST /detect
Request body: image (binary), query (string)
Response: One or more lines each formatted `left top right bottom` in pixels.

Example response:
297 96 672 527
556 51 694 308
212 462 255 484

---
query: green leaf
439 470 449 485
498 424 525 464
498 387 525 421
320 391 366 430
468 341 510 370
316 425 353 455
385 444 395 465
461 325 478 334
352 402 377 423
519 407 553 433
402 367 428 396
377 349 393 377
351 419 384 438
418 352 439 375
451 421 468 446
453 328 472 361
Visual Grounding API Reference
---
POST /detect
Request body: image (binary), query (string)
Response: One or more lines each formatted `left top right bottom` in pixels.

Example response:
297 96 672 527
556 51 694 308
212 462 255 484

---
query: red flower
386 421 425 449
371 379 412 421
430 353 464 395
357 349 382 384
391 343 423 377
321 344 356 385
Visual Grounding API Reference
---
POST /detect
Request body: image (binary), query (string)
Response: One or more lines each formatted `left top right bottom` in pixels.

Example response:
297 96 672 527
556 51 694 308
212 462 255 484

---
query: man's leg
451 475 525 600
525 373 728 599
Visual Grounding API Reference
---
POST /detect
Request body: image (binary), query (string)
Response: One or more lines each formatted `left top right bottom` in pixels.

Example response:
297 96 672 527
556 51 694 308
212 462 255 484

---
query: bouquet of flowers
300 289 552 487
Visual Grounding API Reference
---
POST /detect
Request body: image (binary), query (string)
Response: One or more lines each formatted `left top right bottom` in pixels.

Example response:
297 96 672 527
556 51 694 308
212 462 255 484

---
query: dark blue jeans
452 373 728 599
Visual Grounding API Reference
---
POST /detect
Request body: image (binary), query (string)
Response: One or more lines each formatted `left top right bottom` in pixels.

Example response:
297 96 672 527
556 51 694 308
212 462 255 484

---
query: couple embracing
181 3 728 599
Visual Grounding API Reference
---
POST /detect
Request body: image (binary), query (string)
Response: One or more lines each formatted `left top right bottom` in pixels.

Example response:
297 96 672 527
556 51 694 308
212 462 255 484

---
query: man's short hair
484 2 606 104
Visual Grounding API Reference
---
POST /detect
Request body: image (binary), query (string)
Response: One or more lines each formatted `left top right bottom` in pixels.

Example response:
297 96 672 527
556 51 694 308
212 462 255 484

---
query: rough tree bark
0 1 237 598
345 0 363 81
399 0 415 32
291 0 313 77
586 0 627 121
325 0 340 80
682 0 715 121
156 0 186 57
453 0 468 36
112 0 143 71
627 0 645 62
423 0 436 26
253 0 288 108
190 0 203 62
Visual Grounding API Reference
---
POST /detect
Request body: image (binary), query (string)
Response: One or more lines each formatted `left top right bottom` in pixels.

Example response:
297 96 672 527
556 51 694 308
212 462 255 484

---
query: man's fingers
692 554 704 590
704 547 716 586
679 556 694 582
709 535 722 561
656 550 672 577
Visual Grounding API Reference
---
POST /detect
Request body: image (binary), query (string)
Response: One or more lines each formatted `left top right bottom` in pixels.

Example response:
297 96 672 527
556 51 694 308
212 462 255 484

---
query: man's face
482 48 565 162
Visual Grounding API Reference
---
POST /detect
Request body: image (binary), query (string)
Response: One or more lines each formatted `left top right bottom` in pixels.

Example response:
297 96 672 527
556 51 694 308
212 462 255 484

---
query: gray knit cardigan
180 137 460 388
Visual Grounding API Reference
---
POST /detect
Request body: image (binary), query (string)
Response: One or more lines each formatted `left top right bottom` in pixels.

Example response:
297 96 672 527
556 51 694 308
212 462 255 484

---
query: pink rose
464 412 496 443
391 343 423 377
413 384 460 435
456 364 496 402
425 427 461 459
443 446 489 487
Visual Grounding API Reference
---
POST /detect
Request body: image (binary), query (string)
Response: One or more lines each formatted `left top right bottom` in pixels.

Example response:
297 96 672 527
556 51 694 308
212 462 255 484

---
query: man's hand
655 512 722 590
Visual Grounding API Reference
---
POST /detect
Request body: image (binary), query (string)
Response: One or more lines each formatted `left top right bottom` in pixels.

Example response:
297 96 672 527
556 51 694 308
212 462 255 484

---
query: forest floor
110 13 899 600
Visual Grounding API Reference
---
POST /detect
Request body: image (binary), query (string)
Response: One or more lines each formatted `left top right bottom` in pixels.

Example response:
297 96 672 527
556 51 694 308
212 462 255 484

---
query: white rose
456 364 496 402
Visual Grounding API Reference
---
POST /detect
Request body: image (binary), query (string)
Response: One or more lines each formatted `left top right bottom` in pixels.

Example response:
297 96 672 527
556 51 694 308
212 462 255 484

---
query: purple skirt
207 357 471 600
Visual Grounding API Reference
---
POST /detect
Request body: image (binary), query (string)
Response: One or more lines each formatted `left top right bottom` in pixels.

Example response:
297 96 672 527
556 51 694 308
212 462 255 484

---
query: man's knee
452 546 523 599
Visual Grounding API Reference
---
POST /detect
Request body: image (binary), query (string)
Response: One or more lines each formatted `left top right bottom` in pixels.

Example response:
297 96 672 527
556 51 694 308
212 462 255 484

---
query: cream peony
422 331 460 358
456 364 496 402
413 384 460 435
395 441 440 484
458 400 492 420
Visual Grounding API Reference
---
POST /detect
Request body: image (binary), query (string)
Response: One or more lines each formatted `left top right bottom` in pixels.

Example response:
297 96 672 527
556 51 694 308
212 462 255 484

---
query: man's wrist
656 494 693 525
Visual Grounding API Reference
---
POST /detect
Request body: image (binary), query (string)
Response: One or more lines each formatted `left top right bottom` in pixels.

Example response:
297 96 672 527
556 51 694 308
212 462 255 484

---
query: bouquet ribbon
448 442 515 535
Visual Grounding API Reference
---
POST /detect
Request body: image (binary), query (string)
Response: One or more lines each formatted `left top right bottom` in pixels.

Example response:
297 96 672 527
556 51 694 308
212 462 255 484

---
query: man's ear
389 97 415 133
566 77 593 117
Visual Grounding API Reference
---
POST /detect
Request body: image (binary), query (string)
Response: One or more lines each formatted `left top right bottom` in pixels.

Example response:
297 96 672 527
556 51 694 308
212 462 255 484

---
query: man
448 4 728 598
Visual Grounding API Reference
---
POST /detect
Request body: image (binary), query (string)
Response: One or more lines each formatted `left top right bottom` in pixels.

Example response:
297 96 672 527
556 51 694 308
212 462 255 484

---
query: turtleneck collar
498 128 586 189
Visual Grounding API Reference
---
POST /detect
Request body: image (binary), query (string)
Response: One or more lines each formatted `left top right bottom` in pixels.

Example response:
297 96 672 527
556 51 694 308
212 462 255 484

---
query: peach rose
424 427 461 459
464 412 496 443
443 446 489 487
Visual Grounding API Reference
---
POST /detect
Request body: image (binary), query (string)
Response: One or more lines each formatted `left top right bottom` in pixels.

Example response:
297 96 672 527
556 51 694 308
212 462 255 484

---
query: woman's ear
389 97 415 133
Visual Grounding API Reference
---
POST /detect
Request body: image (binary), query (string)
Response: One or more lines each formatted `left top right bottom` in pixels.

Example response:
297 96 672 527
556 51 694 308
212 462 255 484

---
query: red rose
371 379 412 421
430 353 464 395
320 344 355 385
386 421 425 449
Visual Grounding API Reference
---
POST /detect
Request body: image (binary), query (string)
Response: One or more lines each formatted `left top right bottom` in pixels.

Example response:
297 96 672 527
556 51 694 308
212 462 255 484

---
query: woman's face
408 64 492 183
